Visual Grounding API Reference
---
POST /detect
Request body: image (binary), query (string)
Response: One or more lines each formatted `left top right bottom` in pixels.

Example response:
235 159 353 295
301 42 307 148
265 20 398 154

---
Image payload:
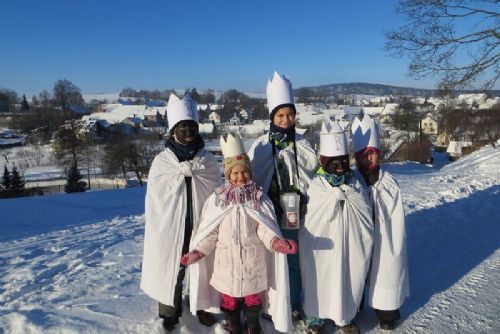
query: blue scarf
165 135 205 162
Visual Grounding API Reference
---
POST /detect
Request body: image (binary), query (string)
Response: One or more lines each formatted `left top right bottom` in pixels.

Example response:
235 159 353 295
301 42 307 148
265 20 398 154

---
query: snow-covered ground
1 143 499 333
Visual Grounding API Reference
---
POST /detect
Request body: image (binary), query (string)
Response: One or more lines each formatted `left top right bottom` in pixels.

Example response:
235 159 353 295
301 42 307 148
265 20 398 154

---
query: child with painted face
299 120 374 334
181 133 297 334
141 93 220 332
351 114 409 331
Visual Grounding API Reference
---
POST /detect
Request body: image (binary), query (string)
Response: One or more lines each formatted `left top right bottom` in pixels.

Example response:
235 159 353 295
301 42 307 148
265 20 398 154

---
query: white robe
188 193 293 333
140 148 220 306
299 175 374 326
367 169 410 310
247 133 317 193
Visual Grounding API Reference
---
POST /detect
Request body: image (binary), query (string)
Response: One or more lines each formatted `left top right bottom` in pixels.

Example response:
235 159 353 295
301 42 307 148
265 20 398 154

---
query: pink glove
271 237 298 254
180 250 205 266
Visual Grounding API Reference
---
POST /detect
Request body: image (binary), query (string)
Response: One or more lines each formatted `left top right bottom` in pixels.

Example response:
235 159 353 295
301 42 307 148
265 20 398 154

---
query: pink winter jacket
195 209 278 298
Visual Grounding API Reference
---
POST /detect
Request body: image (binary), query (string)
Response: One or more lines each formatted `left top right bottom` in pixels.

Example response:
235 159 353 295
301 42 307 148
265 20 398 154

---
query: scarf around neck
316 166 353 188
165 135 205 162
269 123 295 151
215 180 262 209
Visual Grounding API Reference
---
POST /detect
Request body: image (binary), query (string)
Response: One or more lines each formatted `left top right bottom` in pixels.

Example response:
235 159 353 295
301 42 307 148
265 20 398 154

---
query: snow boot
244 304 262 334
305 317 325 334
161 316 179 332
197 310 217 327
379 320 396 330
336 322 360 334
222 306 242 334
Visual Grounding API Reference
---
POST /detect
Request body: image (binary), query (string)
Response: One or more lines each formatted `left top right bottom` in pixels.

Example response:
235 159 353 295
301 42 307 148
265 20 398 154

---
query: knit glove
271 237 298 254
180 250 205 266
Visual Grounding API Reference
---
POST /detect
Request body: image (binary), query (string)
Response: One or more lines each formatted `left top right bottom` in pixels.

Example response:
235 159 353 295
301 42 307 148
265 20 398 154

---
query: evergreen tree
21 94 30 111
1 166 11 190
10 166 25 192
64 163 86 193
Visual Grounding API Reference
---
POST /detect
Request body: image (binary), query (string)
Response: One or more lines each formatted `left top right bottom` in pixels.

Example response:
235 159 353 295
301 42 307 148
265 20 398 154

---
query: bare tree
386 0 500 89
104 132 162 186
53 79 84 114
52 120 85 169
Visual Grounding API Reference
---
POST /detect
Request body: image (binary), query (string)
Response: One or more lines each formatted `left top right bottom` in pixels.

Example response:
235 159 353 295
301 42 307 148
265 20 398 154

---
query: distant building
145 100 166 107
456 93 487 107
0 128 26 147
229 112 241 125
208 111 221 124
122 116 143 128
447 140 472 160
436 130 451 147
421 113 438 135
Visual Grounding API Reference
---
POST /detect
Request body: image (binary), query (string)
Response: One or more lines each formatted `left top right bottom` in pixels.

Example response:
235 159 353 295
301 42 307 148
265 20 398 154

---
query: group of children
140 72 409 334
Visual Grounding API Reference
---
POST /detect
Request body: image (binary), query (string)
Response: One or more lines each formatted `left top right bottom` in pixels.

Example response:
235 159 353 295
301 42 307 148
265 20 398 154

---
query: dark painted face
322 154 350 175
172 120 199 144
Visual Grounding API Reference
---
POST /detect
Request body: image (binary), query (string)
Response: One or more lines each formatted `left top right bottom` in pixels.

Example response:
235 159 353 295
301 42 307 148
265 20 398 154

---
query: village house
421 113 438 135
229 112 241 125
208 110 221 124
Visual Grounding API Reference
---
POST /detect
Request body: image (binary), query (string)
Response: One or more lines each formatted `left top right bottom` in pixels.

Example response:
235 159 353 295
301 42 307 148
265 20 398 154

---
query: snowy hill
1 143 499 333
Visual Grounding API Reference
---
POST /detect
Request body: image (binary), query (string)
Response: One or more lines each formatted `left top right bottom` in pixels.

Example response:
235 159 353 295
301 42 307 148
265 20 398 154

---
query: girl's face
229 164 251 187
273 106 296 129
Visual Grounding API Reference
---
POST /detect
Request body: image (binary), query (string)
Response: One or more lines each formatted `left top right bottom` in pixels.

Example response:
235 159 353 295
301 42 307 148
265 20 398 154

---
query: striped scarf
215 180 262 209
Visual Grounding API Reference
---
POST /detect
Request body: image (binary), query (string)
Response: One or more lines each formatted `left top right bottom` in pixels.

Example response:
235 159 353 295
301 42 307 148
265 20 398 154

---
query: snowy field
1 143 500 333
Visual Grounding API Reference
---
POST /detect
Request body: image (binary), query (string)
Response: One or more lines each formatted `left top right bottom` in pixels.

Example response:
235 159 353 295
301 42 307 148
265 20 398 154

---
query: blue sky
1 0 445 97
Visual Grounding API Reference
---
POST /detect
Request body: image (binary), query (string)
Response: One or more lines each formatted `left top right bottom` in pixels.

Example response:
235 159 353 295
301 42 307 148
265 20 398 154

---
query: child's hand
180 250 205 265
271 237 298 254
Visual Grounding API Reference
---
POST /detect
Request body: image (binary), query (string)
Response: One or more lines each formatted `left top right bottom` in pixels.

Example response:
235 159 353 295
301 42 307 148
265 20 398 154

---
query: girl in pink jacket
181 133 297 334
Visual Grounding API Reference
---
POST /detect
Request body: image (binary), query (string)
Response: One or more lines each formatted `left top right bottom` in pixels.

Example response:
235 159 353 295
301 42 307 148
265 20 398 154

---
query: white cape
188 193 293 333
299 175 374 326
247 133 317 193
140 148 220 306
367 169 410 310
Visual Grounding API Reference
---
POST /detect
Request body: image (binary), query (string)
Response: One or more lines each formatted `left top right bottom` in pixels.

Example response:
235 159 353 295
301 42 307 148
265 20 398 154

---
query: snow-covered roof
82 92 121 103
447 141 473 154
198 123 214 134
457 93 487 105
82 104 167 124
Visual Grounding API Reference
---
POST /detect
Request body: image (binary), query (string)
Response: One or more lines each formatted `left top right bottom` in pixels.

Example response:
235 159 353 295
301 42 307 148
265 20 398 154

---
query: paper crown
351 113 380 153
167 93 198 130
220 132 246 159
266 71 294 114
320 119 348 157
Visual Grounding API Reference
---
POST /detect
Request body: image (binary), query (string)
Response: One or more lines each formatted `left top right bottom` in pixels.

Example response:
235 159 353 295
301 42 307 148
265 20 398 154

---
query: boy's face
173 120 198 144
229 164 251 187
358 148 380 170
273 106 295 129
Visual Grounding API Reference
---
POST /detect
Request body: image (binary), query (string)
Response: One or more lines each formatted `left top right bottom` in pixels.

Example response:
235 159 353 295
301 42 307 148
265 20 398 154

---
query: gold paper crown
220 133 245 158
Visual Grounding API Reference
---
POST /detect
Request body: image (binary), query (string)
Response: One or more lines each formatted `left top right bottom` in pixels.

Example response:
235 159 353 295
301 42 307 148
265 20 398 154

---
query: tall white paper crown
266 71 294 114
320 119 348 157
167 93 198 130
220 133 246 159
351 113 380 153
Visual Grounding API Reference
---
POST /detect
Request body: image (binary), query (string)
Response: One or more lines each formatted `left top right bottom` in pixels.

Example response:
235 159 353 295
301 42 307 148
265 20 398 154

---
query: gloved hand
180 250 205 266
271 237 298 254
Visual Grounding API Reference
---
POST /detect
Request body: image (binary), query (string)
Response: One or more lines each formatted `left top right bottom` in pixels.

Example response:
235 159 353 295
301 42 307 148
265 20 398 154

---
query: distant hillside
297 82 500 97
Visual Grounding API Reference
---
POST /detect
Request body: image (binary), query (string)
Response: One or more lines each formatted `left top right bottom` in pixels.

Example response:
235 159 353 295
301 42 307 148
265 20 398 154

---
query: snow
82 92 121 103
82 104 167 125
1 142 500 333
